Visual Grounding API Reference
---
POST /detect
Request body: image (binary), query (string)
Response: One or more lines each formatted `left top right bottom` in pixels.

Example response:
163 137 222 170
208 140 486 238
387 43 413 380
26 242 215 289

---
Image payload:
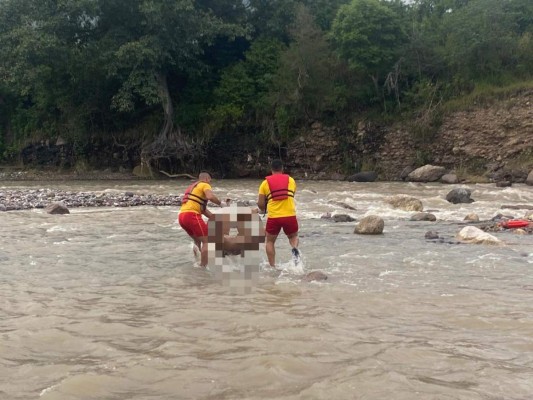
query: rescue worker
178 172 223 267
257 159 300 268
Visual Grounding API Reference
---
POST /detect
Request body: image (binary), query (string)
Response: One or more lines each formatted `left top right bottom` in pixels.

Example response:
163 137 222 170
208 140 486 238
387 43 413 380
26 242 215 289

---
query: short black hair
271 159 283 171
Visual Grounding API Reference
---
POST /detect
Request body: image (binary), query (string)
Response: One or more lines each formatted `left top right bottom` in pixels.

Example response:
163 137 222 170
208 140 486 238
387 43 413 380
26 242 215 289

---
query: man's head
198 172 212 183
271 159 283 172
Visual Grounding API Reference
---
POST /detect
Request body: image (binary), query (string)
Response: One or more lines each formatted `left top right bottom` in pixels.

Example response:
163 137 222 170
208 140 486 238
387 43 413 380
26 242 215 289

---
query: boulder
0 204 6 212
400 166 415 181
410 212 436 221
302 271 328 282
333 214 356 223
496 181 512 187
464 213 480 222
329 172 346 181
457 226 501 245
446 188 474 204
425 231 440 240
407 165 446 182
489 168 528 183
491 213 514 221
385 195 423 212
440 173 458 184
526 170 533 186
354 215 384 235
347 171 378 182
45 202 70 215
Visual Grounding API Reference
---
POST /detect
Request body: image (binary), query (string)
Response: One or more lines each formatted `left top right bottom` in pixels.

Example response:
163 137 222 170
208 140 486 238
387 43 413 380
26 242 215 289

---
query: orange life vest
182 181 208 210
265 174 294 202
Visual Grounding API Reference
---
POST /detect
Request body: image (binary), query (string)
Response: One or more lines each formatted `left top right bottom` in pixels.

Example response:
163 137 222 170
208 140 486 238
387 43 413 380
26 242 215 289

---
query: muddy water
1 180 533 399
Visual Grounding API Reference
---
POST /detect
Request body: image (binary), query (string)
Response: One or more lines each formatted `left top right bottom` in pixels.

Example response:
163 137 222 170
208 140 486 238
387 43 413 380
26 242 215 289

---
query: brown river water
1 180 533 400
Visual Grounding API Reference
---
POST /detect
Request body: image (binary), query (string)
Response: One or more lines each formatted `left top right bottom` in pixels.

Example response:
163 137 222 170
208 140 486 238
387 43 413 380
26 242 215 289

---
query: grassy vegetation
506 148 533 171
441 79 533 113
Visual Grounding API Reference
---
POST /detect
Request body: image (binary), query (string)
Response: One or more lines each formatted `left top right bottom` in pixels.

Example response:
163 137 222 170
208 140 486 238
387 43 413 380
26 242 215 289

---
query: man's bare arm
257 194 266 213
204 189 222 206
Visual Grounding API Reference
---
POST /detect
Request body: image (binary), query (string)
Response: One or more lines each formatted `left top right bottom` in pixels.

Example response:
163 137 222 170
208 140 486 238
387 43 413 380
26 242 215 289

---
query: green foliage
208 37 284 128
270 5 345 126
517 32 533 75
301 0 351 31
102 0 244 116
0 0 532 167
246 0 299 41
441 79 533 112
330 0 407 81
272 107 291 141
415 149 433 167
442 0 519 80
329 0 409 110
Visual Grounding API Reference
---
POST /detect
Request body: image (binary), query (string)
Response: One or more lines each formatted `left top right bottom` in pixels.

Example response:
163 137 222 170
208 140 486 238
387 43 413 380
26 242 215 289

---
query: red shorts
265 216 299 236
179 212 207 237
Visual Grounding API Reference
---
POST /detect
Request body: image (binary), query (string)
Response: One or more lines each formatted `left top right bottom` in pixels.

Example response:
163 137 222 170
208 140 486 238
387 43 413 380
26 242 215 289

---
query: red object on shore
500 220 530 229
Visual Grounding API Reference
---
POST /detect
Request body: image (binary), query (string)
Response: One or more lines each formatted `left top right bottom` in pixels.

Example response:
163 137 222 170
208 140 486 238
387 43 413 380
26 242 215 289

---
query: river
1 180 533 399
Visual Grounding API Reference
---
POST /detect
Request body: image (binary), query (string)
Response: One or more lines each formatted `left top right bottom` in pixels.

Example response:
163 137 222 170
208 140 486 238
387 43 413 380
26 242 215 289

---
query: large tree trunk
140 72 204 176
157 72 174 141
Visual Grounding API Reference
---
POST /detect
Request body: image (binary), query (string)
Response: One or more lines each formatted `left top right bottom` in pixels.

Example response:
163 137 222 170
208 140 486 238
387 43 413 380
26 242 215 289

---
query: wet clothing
265 215 298 236
258 174 296 219
180 181 211 214
259 173 298 236
178 211 208 237
179 181 211 237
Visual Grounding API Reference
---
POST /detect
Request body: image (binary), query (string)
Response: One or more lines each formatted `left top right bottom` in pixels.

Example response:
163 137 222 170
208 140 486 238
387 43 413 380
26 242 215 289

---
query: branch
159 170 196 179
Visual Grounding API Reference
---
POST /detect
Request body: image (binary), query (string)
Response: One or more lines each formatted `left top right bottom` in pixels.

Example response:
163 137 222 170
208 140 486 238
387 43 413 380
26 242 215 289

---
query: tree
301 0 351 31
441 0 521 82
209 37 284 127
95 0 245 167
330 0 407 104
0 0 105 146
0 0 247 169
270 5 344 130
245 0 299 41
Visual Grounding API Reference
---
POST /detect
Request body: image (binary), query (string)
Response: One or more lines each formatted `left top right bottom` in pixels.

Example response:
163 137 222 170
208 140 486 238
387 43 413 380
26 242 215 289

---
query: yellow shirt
180 181 211 214
258 175 296 218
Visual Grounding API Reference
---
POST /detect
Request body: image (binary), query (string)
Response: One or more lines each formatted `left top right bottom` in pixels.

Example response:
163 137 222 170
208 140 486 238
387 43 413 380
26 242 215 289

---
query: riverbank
0 188 183 211
0 167 142 181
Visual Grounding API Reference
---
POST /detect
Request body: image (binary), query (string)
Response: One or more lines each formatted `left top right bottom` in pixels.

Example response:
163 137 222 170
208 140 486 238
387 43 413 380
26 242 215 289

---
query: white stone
457 226 501 245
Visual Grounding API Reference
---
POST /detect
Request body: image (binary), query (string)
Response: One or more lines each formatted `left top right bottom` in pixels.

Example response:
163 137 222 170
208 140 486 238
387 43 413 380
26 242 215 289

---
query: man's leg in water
288 232 300 263
192 238 201 259
283 217 300 261
190 235 208 267
265 234 278 267
197 236 208 267
288 232 299 249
